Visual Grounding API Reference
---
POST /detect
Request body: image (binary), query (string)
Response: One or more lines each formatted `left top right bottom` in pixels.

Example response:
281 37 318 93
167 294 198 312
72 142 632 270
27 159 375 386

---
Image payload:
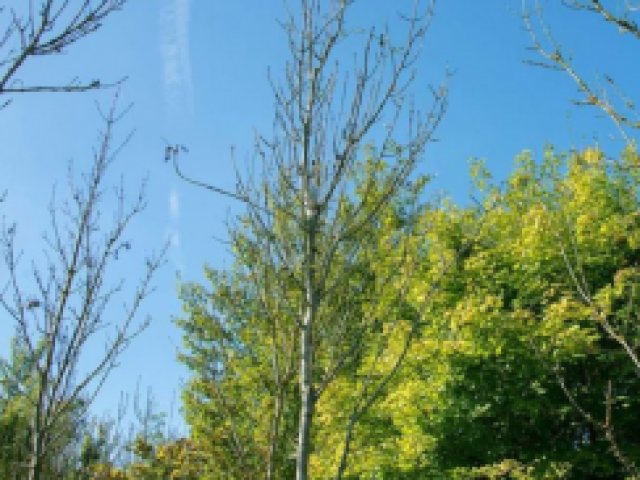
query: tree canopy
173 145 640 478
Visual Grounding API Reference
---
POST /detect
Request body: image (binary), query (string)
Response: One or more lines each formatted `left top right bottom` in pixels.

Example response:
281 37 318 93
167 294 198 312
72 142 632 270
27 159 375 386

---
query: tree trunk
297 206 317 480
297 292 316 480
28 420 43 480
267 393 281 480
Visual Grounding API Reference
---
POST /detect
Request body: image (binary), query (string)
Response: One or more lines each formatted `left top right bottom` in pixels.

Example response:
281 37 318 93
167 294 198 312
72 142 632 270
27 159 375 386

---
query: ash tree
0 93 167 480
171 0 450 478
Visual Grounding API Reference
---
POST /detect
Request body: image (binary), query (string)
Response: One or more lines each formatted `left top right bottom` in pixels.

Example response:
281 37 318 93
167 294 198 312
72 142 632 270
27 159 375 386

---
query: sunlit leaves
317 145 640 477
172 144 640 477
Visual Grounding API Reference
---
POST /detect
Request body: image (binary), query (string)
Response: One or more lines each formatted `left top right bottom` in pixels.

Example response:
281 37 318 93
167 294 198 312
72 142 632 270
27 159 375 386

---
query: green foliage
176 267 296 478
312 145 640 478
0 338 34 477
175 146 430 478
174 145 640 478
0 337 93 478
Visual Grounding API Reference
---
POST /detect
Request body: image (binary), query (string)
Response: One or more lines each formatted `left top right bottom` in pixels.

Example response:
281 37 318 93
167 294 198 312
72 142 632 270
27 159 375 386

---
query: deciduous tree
0 93 167 480
172 1 449 478
330 147 640 478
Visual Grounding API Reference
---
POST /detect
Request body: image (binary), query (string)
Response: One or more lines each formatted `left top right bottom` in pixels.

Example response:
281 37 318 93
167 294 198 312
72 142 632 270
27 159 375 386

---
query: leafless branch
522 0 640 140
0 0 129 109
0 91 167 480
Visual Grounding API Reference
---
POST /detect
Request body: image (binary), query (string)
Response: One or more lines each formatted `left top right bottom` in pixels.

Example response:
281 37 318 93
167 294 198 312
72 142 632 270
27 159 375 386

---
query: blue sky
0 0 637 436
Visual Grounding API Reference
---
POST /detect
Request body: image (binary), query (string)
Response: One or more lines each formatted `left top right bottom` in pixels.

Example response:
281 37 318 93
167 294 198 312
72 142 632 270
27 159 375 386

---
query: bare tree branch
0 91 167 480
523 0 640 140
0 0 129 110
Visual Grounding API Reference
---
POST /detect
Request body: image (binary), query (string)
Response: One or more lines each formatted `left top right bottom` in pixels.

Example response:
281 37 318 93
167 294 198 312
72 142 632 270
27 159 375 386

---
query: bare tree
522 0 640 140
0 0 129 109
170 1 450 478
0 92 167 480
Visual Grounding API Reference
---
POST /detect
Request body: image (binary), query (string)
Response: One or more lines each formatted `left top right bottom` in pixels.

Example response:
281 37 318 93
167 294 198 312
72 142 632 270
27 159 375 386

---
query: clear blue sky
0 0 636 435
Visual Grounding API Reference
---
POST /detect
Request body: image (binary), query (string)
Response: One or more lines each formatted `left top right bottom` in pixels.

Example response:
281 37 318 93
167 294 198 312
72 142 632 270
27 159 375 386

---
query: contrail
167 188 185 274
160 0 194 118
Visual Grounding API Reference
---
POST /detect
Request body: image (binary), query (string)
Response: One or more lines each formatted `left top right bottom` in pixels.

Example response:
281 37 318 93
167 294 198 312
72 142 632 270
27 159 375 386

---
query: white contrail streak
160 0 193 117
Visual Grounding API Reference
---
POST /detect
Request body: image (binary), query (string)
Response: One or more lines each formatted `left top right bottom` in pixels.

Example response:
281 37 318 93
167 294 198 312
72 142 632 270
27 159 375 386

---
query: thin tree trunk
267 307 283 480
297 209 317 480
297 293 316 480
28 419 43 480
267 394 281 480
